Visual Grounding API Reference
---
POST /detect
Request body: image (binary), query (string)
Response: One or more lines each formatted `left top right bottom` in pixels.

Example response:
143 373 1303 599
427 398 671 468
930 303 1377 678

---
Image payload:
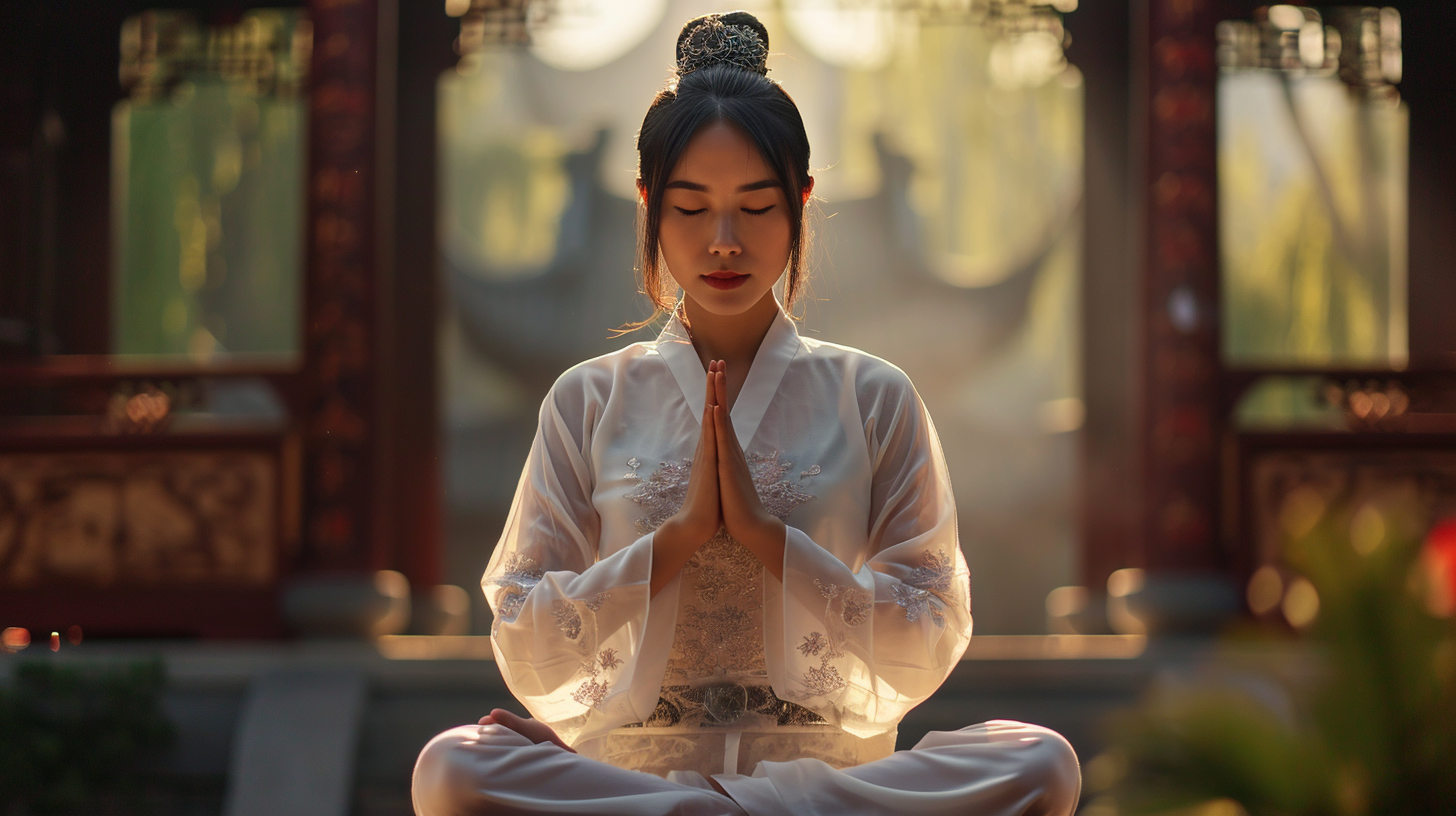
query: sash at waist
624 682 829 729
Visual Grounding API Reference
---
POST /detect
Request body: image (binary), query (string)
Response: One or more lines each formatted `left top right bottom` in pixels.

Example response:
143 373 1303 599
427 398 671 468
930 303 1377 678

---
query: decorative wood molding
1138 0 1224 572
302 0 380 572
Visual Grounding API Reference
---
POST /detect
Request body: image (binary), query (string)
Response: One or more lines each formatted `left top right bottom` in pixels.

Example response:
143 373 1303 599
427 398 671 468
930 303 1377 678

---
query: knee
412 724 519 816
996 721 1082 816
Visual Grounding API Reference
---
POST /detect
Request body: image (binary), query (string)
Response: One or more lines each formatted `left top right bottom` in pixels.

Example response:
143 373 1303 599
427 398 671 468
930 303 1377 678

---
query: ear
801 176 815 204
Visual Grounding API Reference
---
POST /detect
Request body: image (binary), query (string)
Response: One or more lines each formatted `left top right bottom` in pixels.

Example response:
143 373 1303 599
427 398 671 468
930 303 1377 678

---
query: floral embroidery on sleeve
572 648 626 709
624 458 692 534
597 648 623 671
802 664 847 696
794 580 871 697
797 631 829 657
486 553 544 633
551 599 582 639
573 677 610 708
892 550 956 626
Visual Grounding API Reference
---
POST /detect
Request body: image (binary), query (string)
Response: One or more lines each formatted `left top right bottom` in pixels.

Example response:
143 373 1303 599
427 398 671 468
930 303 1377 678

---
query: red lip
702 271 749 290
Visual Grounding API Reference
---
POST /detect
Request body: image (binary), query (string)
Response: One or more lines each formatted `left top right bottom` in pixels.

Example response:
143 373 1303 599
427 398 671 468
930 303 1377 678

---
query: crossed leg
412 719 1080 816
412 723 746 816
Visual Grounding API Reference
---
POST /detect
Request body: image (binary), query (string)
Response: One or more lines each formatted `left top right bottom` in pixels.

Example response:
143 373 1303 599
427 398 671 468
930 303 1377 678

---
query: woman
413 12 1080 815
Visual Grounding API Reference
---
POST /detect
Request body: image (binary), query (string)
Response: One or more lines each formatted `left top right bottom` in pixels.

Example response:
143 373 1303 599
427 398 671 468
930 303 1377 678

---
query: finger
704 360 717 408
714 405 738 483
714 394 745 465
705 403 719 462
713 404 727 453
714 366 728 412
701 402 717 465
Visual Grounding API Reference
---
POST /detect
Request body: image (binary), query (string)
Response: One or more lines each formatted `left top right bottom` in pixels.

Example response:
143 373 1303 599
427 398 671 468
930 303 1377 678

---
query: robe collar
655 303 801 448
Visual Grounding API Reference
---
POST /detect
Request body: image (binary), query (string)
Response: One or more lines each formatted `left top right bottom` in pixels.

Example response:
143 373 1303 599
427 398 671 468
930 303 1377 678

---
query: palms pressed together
481 360 785 751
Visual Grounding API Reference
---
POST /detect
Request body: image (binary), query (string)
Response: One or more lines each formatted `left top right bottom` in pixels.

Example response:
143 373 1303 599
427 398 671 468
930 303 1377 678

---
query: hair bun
675 11 770 78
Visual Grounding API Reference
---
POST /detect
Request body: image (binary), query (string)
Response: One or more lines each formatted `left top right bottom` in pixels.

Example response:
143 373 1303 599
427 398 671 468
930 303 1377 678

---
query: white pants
412 720 1081 816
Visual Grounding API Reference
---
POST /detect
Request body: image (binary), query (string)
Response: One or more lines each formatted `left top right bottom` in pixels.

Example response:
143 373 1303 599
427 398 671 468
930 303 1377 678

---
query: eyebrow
664 178 781 193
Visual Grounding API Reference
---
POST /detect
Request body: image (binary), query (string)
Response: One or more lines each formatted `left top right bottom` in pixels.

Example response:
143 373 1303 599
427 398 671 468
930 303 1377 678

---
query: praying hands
649 360 787 596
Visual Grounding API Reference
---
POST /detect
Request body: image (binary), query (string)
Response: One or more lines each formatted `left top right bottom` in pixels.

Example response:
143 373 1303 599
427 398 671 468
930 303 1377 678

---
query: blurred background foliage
1086 502 1456 816
0 659 174 815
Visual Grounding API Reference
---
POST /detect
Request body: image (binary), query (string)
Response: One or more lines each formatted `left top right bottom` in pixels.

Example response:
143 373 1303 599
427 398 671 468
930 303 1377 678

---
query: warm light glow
1283 576 1320 628
1045 585 1089 618
989 31 1067 90
1267 5 1305 31
1039 398 1084 434
445 0 471 17
1350 504 1386 556
67 625 84 646
1279 487 1326 540
784 2 901 70
1106 569 1147 635
1191 799 1251 816
376 634 1147 661
1 627 30 652
1247 565 1284 615
1421 519 1456 617
1107 568 1145 598
50 631 61 652
1082 750 1127 793
528 0 666 72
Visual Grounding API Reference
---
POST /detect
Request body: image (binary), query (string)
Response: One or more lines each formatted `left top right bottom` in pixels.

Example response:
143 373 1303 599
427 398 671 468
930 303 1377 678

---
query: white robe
413 309 1079 815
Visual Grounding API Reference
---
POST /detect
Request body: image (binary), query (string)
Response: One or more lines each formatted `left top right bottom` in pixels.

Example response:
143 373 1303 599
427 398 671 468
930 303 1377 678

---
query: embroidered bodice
481 308 971 779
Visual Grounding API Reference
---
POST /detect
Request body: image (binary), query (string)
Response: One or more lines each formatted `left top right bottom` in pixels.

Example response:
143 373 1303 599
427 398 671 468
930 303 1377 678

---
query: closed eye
674 206 707 216
743 205 775 215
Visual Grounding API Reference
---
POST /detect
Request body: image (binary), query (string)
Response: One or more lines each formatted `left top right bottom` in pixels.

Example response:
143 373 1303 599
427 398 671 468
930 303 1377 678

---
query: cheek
758 213 794 256
657 219 694 261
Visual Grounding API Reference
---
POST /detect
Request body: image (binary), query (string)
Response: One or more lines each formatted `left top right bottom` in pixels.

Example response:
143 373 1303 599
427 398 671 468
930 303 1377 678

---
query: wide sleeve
764 369 971 739
481 372 678 745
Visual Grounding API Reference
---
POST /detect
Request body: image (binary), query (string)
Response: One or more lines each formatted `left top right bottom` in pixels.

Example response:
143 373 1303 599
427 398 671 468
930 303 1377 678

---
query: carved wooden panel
1245 440 1456 570
0 450 277 587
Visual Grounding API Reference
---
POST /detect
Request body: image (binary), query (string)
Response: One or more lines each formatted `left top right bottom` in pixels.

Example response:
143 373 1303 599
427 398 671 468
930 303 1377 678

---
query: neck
680 291 780 370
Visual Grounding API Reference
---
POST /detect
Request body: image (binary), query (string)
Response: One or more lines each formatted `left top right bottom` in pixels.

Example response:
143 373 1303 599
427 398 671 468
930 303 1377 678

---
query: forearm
737 516 786 582
649 518 701 597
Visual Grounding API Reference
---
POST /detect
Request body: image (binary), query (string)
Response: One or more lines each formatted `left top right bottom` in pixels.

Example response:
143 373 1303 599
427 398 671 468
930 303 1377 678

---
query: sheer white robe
414 308 1079 815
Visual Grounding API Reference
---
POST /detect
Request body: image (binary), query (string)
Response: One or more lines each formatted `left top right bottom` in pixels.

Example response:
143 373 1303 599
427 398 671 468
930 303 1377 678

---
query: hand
650 361 723 595
477 708 576 753
711 364 786 579
671 359 724 543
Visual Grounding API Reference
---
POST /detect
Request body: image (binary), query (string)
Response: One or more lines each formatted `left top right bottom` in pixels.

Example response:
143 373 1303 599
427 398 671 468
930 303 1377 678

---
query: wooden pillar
1072 0 1138 591
1136 0 1225 574
301 0 383 573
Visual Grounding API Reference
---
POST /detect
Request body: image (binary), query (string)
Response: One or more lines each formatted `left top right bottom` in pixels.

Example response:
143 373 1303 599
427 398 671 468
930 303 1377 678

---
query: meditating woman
412 11 1080 815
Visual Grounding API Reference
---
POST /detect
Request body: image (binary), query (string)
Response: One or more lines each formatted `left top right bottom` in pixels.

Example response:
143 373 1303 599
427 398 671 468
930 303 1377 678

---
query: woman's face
654 120 805 317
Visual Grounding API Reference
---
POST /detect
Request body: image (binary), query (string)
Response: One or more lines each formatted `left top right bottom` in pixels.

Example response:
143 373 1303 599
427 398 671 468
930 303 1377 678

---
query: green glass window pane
112 10 308 361
1219 65 1407 367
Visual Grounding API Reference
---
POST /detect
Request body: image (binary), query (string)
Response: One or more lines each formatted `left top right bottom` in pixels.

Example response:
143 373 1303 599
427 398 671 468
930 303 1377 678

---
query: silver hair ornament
677 15 769 77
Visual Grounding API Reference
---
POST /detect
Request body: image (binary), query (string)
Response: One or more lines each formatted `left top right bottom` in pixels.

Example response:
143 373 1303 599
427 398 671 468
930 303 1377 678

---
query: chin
687 286 777 316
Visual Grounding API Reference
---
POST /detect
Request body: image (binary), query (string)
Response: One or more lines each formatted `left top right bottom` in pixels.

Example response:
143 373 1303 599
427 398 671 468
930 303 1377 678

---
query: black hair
632 11 813 325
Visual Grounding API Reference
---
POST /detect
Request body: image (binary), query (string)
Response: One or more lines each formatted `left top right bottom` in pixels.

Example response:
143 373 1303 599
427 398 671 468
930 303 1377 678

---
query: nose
708 213 741 258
